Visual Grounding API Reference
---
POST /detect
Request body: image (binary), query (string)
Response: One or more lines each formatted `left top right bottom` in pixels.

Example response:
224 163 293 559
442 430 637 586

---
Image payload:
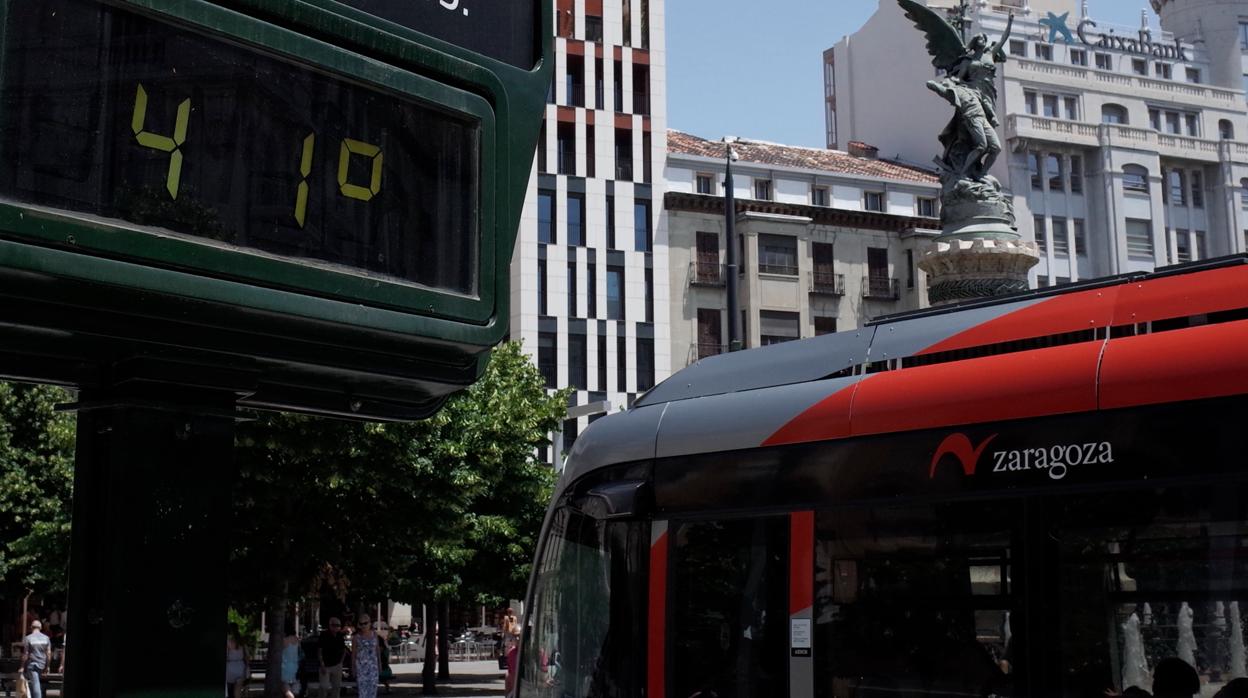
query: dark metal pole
725 143 742 351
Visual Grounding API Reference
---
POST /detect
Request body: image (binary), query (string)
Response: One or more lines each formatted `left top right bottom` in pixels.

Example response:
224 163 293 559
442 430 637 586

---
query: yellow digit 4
131 84 190 200
337 138 383 202
294 133 315 227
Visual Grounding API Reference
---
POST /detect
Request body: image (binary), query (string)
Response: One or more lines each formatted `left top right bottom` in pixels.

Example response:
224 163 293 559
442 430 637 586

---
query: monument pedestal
919 236 1040 305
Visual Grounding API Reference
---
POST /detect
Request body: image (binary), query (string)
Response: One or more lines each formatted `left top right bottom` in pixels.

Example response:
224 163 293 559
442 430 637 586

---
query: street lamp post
724 138 742 352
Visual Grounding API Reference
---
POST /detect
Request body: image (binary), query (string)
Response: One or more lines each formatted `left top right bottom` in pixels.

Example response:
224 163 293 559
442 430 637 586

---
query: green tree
0 382 75 603
231 341 568 696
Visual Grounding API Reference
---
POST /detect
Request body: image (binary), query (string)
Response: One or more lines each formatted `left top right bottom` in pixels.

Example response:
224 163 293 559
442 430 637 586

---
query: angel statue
897 0 1013 183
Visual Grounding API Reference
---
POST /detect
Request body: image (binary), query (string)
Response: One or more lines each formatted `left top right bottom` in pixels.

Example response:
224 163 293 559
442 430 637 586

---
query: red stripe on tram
648 528 669 698
790 511 815 616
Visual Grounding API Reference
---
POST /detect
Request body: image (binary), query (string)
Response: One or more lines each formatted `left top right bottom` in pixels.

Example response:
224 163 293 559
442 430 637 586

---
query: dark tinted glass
0 0 479 293
333 0 538 69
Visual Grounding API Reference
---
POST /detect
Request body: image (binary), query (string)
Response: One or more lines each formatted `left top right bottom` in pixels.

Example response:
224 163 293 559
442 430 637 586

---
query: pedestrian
317 618 346 698
502 608 521 649
225 625 248 698
21 619 51 698
281 620 301 698
352 614 381 698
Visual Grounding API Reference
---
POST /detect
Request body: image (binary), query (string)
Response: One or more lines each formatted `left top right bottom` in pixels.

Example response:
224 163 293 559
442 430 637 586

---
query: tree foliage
0 382 75 598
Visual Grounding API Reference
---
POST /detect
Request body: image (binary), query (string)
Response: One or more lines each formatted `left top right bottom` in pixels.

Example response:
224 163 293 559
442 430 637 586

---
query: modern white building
826 0 1248 286
512 0 669 459
664 131 942 371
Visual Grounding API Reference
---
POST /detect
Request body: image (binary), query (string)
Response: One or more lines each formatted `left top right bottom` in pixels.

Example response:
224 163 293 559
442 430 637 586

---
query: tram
517 255 1248 698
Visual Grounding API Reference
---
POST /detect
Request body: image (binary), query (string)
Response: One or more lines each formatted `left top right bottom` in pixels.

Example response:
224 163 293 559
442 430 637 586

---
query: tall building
826 0 1248 286
664 131 941 371
1154 0 1248 93
512 0 668 459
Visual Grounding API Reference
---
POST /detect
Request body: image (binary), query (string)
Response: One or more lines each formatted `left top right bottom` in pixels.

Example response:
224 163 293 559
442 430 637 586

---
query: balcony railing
809 271 845 296
863 276 900 300
566 84 585 107
689 261 726 287
632 91 650 115
758 263 798 276
615 160 633 181
538 362 558 388
557 150 576 175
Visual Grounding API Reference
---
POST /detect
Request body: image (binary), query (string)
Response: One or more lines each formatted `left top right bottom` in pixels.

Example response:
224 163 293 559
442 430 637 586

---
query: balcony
632 91 650 115
863 276 900 300
538 362 557 388
809 271 845 296
566 84 585 108
758 263 798 276
557 149 576 175
689 260 726 287
615 160 633 181
1005 114 1240 164
1005 57 1239 106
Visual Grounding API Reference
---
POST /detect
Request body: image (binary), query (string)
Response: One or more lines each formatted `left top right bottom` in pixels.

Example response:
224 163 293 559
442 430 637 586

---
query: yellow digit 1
337 138 383 202
294 133 315 227
131 84 190 200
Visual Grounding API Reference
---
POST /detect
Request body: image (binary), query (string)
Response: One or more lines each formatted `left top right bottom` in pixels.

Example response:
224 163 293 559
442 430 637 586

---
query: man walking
21 620 51 698
318 618 346 698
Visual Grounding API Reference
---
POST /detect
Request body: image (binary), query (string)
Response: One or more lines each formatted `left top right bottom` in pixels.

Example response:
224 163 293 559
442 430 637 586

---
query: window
568 332 587 389
1242 178 1248 212
1149 108 1161 131
537 331 557 388
1175 228 1191 262
1070 48 1087 66
1195 230 1207 260
1042 94 1059 118
1047 154 1064 191
606 194 616 249
1126 218 1154 260
864 191 885 212
1123 165 1149 193
1132 58 1148 75
567 192 585 246
1095 52 1112 70
753 178 772 201
594 57 604 109
634 199 651 252
614 128 632 180
813 242 836 291
1192 170 1204 208
1074 218 1087 256
644 267 653 323
1186 67 1201 84
1063 96 1079 121
1009 39 1027 57
613 60 623 112
584 14 603 42
758 234 797 275
1185 113 1199 137
1070 155 1083 194
1101 104 1128 125
1030 152 1043 190
567 261 578 316
557 122 576 174
918 197 937 218
1155 62 1172 80
606 266 624 320
1036 43 1053 61
537 258 547 316
812 186 829 207
1165 112 1181 135
695 172 714 195
585 124 595 178
1168 169 1186 206
537 122 547 172
616 333 626 392
1034 215 1047 254
636 337 654 391
906 248 915 289
1220 119 1235 140
587 262 597 318
1241 21 1248 50
1052 216 1070 256
596 333 606 390
1024 91 1037 115
537 189 556 243
565 55 584 107
866 247 892 299
814 316 836 336
759 310 800 345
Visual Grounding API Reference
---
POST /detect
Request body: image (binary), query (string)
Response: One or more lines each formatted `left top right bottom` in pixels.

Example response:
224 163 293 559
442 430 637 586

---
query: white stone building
512 0 668 459
826 0 1248 286
664 131 942 371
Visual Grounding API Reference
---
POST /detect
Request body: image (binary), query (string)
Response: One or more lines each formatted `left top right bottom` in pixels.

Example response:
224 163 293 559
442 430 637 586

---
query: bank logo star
1040 11 1075 43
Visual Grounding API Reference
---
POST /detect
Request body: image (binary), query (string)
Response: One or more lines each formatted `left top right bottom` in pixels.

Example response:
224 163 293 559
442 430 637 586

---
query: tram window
814 501 1019 698
519 507 646 698
1051 485 1248 698
670 516 790 698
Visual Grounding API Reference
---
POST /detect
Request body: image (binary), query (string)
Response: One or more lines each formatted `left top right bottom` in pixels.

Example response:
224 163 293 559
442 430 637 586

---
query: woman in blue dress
352 614 381 698
280 621 301 698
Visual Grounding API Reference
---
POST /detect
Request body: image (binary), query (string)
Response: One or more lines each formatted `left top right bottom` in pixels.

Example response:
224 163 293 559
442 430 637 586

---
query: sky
666 0 1164 149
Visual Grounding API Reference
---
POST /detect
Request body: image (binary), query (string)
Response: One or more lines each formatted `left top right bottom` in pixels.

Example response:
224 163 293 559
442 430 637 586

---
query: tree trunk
422 611 438 694
265 586 288 697
437 601 450 680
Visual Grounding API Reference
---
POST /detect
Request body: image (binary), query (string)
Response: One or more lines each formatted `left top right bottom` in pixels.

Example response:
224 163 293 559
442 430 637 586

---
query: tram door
657 513 816 698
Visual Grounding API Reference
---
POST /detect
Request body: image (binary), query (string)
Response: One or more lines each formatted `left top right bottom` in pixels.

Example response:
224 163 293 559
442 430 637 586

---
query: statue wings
897 0 966 72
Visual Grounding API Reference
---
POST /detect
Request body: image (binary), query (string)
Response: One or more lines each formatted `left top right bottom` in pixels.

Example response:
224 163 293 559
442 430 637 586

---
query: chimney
848 141 879 159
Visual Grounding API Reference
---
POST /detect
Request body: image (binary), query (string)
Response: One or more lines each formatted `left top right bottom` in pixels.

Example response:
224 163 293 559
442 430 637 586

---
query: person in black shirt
318 618 346 698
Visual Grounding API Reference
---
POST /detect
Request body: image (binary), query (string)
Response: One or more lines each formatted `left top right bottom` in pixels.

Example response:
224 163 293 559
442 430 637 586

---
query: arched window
1220 119 1235 140
1123 165 1149 193
1102 104 1129 125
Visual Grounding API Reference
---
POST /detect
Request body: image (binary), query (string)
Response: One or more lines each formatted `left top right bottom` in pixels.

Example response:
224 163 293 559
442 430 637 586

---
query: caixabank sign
1037 9 1189 61
0 0 553 419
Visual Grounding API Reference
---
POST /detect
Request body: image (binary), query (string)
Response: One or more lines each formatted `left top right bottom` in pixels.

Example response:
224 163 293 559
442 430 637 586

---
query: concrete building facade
512 0 669 459
665 131 941 372
826 0 1248 287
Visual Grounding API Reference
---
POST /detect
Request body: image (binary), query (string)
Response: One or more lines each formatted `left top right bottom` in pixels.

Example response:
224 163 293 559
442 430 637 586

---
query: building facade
511 0 669 460
665 131 941 371
826 0 1248 286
